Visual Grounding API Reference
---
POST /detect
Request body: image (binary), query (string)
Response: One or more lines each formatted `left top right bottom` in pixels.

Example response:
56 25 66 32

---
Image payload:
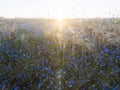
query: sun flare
55 16 65 26
56 17 64 22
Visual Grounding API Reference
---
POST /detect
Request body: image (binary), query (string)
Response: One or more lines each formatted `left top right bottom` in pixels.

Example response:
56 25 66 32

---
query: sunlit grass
0 18 120 90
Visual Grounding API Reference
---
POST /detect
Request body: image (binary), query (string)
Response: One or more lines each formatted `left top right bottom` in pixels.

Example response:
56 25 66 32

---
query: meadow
0 18 120 90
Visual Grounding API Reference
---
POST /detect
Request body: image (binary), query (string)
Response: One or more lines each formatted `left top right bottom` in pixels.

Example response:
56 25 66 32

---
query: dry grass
0 18 120 50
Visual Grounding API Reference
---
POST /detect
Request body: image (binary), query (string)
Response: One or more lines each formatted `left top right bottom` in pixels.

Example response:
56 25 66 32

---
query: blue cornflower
81 87 86 90
94 88 98 90
113 86 118 90
37 66 43 70
23 54 27 57
0 58 3 62
68 81 76 87
115 48 120 52
86 62 91 66
101 84 104 88
57 69 63 75
105 87 109 90
81 79 85 84
0 47 4 51
23 87 27 90
112 73 118 77
40 73 46 77
47 86 51 89
0 84 2 88
14 87 20 90
112 66 119 72
44 67 51 73
103 48 110 53
99 70 105 74
71 57 76 61
32 55 35 58
23 73 29 78
16 81 23 86
101 62 106 67
116 55 120 59
3 80 8 84
29 83 33 87
38 82 43 88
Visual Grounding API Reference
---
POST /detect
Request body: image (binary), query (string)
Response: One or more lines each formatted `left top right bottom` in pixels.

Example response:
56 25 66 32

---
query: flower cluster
0 19 120 90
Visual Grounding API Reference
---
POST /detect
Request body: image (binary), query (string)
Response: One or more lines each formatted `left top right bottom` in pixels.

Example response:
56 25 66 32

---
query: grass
0 18 120 90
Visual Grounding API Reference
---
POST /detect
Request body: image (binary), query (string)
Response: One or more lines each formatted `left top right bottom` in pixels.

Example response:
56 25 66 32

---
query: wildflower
116 55 120 59
44 67 51 74
23 73 29 79
86 62 91 66
101 84 104 89
0 58 3 62
0 84 2 88
38 82 43 88
94 88 98 90
112 66 119 72
37 66 43 70
101 62 106 67
29 83 33 87
40 73 46 77
32 55 35 58
81 79 85 84
113 86 118 90
47 86 51 89
99 70 105 74
68 81 76 87
3 80 8 84
16 81 23 87
23 87 27 90
14 87 20 90
103 48 110 53
105 87 109 90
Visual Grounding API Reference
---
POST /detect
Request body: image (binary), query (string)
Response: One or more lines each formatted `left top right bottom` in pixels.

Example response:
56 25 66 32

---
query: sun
54 16 66 32
55 16 65 25
56 17 64 22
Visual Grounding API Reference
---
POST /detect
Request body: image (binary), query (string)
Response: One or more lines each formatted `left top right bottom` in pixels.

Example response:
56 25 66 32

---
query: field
0 18 120 90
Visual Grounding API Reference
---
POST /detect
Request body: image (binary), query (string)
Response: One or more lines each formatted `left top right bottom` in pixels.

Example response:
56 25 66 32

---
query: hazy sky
0 0 120 18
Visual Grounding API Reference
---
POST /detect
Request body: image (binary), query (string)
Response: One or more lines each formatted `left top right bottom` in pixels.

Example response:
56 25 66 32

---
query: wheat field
0 18 120 90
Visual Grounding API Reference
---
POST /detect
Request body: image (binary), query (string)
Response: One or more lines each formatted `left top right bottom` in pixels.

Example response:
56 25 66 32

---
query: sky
0 0 120 18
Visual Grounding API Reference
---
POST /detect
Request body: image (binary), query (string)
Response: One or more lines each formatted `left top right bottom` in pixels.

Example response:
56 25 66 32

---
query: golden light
55 16 65 28
56 17 64 23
